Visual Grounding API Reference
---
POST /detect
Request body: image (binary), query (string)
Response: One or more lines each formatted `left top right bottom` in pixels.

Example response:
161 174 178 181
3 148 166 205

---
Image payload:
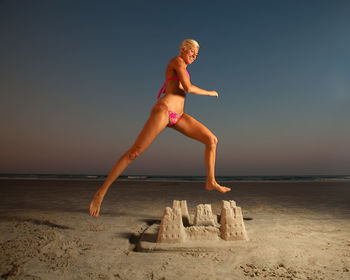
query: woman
89 39 230 217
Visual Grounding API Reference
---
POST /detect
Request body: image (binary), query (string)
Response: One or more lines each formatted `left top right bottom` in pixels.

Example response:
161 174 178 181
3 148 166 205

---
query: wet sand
0 179 349 279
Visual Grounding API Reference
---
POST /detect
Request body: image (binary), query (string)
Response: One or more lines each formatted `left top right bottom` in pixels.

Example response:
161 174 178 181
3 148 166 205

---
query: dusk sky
1 0 349 176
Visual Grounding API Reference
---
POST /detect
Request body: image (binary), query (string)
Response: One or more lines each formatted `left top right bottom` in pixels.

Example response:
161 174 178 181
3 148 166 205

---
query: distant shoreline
0 174 349 183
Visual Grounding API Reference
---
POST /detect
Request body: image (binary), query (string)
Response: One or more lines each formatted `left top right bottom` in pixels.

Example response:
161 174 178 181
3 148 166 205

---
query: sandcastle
138 200 248 251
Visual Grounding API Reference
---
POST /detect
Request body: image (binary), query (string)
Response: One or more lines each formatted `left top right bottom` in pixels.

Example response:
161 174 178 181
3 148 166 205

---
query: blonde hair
179 39 200 54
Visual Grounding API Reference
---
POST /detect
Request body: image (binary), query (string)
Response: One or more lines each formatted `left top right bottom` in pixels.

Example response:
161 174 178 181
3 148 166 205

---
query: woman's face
182 47 199 65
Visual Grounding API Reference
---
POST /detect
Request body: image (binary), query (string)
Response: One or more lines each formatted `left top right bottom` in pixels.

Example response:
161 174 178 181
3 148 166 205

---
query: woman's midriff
157 93 185 114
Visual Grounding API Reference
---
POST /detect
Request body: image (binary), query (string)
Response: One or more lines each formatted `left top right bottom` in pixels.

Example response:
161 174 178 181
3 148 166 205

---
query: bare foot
206 181 231 193
89 191 104 217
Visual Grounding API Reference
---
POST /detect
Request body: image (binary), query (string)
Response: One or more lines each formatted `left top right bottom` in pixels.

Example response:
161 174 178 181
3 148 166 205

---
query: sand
0 179 349 279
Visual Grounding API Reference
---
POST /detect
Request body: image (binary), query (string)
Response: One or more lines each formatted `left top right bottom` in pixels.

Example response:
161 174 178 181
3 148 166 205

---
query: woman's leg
173 113 230 193
89 104 169 217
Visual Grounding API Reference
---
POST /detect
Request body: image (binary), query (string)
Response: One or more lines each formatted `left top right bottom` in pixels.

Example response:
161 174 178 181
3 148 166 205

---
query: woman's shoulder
169 56 185 67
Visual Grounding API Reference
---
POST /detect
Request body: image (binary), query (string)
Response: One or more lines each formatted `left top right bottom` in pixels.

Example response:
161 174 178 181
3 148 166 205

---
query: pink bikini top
157 69 190 99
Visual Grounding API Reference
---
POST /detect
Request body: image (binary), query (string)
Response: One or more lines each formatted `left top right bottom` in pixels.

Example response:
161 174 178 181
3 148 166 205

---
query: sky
0 0 349 176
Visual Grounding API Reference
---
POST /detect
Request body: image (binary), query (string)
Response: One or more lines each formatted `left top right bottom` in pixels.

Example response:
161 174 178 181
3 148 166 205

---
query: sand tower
220 200 248 241
193 204 217 226
157 205 186 243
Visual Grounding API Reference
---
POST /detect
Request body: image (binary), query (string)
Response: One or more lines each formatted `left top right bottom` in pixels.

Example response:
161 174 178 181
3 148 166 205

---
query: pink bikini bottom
155 102 183 127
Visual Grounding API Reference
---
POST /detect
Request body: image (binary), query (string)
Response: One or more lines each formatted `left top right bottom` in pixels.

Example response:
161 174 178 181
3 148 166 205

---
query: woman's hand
209 91 219 98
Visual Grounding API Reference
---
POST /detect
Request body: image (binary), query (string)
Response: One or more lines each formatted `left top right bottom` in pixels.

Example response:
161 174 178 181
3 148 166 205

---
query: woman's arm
174 57 219 98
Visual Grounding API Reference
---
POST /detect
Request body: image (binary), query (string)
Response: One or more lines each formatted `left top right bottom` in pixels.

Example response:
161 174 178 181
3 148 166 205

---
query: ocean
0 174 349 182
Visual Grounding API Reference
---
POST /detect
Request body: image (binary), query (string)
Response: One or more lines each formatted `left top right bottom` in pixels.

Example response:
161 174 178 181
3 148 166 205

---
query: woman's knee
127 146 143 161
206 134 218 147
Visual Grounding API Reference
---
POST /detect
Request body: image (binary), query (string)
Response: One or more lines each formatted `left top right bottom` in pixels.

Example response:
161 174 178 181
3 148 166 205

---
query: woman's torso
157 57 187 113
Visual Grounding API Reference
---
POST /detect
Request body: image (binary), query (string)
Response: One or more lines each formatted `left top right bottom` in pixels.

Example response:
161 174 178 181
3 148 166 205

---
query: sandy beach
0 179 349 279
